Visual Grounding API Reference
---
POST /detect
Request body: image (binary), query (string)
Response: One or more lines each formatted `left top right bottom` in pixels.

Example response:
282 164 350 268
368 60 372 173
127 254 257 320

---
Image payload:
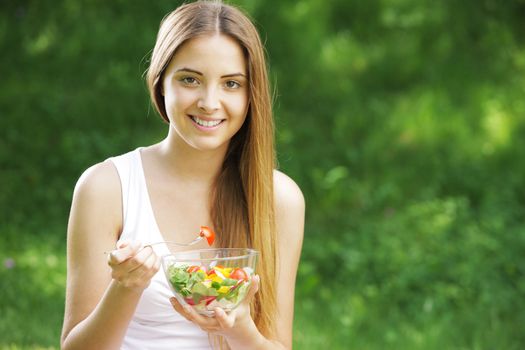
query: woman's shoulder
73 146 142 198
273 169 305 235
273 169 305 209
72 160 121 210
68 160 123 238
273 170 305 256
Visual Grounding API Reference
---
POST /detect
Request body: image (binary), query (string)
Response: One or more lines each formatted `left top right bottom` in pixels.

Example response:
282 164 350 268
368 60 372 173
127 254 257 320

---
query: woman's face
162 34 249 153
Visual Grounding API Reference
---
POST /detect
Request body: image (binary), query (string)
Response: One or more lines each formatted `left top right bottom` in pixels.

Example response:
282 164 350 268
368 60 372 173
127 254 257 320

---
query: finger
141 250 161 279
244 274 260 303
170 297 188 317
172 299 197 323
107 250 118 266
147 254 162 278
114 248 158 289
169 297 181 310
127 246 155 273
116 239 131 249
111 240 142 264
140 252 161 276
154 254 162 272
196 311 220 329
106 240 130 265
214 307 234 329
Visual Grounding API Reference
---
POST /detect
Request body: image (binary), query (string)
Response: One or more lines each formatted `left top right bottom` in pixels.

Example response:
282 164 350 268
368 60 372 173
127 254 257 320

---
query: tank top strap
109 148 148 240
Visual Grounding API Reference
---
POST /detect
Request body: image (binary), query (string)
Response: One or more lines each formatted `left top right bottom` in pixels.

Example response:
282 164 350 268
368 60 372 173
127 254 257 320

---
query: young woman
60 1 304 349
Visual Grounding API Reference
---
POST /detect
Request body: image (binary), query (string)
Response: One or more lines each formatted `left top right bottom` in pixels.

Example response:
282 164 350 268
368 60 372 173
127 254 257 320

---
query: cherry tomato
203 296 217 305
184 297 196 305
229 268 249 281
199 226 215 246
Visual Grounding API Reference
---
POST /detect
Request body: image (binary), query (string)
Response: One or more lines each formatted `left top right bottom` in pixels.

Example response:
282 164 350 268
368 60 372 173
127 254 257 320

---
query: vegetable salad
167 264 252 313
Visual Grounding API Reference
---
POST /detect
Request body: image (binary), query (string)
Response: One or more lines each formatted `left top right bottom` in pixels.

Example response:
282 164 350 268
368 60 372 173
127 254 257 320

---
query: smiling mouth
190 115 224 127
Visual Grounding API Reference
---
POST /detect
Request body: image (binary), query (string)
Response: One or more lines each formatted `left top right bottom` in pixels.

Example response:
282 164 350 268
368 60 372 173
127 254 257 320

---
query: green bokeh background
1 0 525 349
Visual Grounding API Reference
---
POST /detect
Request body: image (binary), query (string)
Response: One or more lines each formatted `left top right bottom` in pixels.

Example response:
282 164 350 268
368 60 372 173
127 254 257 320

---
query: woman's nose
197 87 220 112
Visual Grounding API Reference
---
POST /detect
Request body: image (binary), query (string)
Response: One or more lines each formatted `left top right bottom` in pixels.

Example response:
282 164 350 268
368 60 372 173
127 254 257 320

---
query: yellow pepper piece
211 275 223 284
212 267 232 278
218 286 230 294
222 267 233 277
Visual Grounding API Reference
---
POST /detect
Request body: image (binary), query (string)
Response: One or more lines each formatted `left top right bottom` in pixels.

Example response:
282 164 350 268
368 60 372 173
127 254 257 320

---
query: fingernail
116 240 128 249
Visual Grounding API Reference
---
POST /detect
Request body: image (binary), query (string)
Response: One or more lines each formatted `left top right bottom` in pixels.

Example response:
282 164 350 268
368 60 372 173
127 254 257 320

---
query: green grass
292 196 525 350
0 225 66 350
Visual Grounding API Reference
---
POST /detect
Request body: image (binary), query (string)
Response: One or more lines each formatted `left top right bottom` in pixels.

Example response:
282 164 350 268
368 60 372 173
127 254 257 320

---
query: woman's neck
154 131 228 185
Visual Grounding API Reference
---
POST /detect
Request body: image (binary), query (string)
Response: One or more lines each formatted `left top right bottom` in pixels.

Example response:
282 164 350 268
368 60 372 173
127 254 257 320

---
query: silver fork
104 236 203 255
144 235 203 248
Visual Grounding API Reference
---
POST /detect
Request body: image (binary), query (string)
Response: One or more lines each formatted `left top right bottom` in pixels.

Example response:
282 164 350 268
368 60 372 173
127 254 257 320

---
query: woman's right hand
106 240 161 293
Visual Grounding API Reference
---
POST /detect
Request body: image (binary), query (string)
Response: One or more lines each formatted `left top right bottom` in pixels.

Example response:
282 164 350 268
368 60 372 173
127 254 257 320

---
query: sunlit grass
293 196 525 350
0 226 66 349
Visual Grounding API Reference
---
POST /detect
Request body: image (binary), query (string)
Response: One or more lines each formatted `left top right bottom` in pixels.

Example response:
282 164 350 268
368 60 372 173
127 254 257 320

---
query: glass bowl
162 248 259 316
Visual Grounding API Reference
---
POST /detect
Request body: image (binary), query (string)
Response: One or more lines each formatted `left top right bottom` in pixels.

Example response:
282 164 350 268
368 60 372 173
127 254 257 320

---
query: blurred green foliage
1 0 525 349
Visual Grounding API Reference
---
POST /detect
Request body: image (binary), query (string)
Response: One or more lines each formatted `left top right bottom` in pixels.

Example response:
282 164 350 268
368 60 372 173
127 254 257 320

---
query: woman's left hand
170 275 260 338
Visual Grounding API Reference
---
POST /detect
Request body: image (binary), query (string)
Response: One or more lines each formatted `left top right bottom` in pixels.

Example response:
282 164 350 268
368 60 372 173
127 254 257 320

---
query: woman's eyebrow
176 68 246 79
176 67 203 75
221 73 247 79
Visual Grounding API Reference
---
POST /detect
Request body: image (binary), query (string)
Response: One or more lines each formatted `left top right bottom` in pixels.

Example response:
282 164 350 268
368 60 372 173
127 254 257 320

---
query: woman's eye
225 80 241 89
180 77 199 85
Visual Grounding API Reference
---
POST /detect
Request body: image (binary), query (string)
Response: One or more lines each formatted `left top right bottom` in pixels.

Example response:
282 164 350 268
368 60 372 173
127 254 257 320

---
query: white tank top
110 148 213 350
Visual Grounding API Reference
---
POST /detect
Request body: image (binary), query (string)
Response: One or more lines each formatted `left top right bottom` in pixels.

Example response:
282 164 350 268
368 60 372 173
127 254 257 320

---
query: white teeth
192 116 222 127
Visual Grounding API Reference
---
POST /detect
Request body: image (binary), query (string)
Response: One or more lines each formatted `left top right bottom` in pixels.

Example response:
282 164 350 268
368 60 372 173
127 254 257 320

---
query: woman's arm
60 161 160 350
270 170 305 349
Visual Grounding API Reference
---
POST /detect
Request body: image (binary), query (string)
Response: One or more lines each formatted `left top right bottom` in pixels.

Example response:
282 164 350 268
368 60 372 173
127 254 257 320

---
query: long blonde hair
146 0 277 341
